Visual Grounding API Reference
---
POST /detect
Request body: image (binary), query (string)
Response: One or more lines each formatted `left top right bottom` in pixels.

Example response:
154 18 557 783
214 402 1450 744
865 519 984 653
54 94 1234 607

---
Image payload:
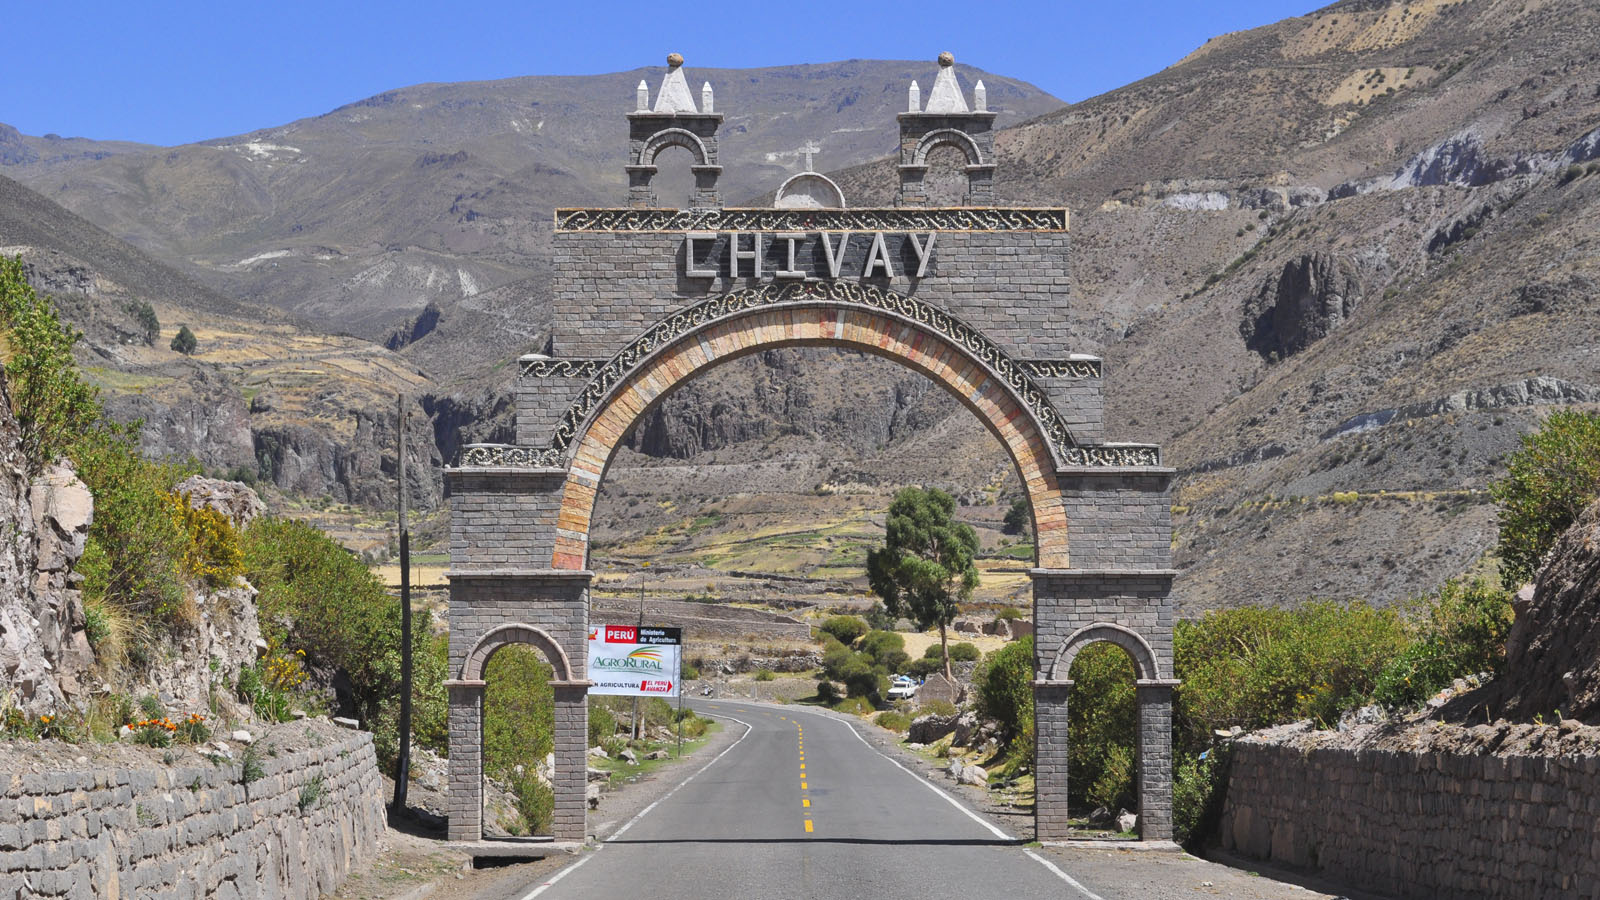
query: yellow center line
802 798 810 808
804 819 814 833
800 763 805 770
801 781 807 789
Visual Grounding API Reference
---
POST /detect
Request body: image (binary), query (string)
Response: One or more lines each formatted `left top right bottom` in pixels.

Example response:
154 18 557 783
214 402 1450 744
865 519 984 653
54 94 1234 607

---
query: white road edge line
516 713 755 900
782 703 1107 900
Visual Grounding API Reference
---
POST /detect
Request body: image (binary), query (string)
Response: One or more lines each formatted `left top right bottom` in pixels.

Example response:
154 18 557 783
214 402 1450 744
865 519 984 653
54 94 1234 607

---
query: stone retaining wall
589 597 810 643
1222 735 1600 898
0 727 384 899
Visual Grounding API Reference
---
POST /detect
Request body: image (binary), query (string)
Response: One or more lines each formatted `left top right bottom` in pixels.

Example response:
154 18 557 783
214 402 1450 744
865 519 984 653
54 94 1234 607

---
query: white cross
800 141 821 172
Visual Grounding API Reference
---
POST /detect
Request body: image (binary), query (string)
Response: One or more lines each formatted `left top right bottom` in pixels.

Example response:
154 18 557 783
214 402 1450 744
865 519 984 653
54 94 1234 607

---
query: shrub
483 645 554 788
816 680 841 703
241 517 401 726
874 711 911 733
505 768 554 834
128 300 160 345
1002 497 1031 536
859 629 904 662
995 607 1025 622
239 743 265 785
973 637 1033 744
836 655 885 699
297 775 325 814
681 660 700 680
864 601 896 631
1490 410 1600 585
947 642 980 662
1173 746 1231 847
907 657 942 678
832 696 873 716
641 698 675 729
1173 601 1406 749
675 709 710 739
754 668 775 682
588 700 617 747
1087 743 1136 811
74 433 192 624
917 699 958 718
1068 642 1137 808
175 713 210 745
1372 578 1513 708
820 615 869 646
168 494 243 588
170 324 197 355
0 256 101 464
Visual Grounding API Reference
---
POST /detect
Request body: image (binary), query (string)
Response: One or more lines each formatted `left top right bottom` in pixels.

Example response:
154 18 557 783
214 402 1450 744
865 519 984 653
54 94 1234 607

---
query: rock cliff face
0 375 95 712
1241 252 1364 360
1480 498 1600 723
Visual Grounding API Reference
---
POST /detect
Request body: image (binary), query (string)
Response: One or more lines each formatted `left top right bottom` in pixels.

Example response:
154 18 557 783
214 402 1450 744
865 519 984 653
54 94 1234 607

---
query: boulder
918 673 962 706
951 710 980 747
958 765 987 787
587 767 608 783
586 784 601 809
173 475 265 529
907 712 959 745
587 746 609 759
618 748 639 765
1117 809 1139 834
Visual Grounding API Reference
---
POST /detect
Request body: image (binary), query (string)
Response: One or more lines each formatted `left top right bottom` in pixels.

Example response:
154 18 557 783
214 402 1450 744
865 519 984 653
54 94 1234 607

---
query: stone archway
444 51 1176 847
1036 621 1180 840
545 287 1079 573
442 580 594 842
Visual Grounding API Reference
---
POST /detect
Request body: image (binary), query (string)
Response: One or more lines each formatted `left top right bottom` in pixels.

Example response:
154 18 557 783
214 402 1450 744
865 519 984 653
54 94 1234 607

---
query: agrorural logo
593 648 665 670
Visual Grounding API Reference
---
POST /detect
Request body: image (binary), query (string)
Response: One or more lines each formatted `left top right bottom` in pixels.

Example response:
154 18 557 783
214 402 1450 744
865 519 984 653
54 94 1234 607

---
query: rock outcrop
0 375 95 712
1241 252 1363 360
1479 498 1600 723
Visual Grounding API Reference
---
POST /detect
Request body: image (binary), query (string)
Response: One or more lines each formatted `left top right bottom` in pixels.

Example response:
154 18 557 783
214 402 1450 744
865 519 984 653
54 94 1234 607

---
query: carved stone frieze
458 444 565 468
461 282 1160 470
1062 445 1162 467
555 207 1067 233
520 359 602 378
1019 359 1102 379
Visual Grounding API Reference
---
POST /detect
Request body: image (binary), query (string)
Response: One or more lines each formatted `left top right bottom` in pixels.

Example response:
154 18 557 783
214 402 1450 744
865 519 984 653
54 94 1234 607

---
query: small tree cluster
867 487 979 678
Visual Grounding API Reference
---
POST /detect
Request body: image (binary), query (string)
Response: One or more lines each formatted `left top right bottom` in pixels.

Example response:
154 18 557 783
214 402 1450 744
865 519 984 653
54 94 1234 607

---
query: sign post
587 625 682 699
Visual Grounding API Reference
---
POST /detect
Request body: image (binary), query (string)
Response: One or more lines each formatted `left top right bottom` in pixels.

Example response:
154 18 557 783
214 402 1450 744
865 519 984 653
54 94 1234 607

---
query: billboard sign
587 625 682 697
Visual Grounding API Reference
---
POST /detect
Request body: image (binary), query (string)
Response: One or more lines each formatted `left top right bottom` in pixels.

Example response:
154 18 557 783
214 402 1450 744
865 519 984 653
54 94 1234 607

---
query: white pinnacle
653 59 699 113
908 80 921 113
702 82 714 114
635 80 649 112
924 59 969 114
974 80 987 112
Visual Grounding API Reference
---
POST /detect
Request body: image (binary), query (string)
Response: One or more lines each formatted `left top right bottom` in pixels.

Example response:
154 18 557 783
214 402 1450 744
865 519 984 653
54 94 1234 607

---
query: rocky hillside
0 173 446 510
0 374 95 712
0 60 1060 359
5 0 1600 612
1476 497 1600 723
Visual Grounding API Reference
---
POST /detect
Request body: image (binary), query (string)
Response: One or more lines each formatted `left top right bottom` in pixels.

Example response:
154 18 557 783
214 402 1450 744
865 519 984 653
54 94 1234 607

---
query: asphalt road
511 699 1121 900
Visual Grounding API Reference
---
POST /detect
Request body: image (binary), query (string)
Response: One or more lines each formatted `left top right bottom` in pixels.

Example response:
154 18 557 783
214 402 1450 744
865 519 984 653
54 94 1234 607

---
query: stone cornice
554 207 1068 233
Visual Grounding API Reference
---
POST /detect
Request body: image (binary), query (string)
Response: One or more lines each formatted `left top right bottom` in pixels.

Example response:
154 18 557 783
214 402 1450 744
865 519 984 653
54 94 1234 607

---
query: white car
886 676 917 701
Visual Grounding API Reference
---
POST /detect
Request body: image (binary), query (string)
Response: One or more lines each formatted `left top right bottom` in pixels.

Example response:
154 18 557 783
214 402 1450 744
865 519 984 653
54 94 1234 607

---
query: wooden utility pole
391 394 413 812
632 562 648 740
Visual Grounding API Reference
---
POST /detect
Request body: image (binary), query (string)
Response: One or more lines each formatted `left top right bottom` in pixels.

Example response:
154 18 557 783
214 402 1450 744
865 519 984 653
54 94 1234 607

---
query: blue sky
7 1 1314 146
